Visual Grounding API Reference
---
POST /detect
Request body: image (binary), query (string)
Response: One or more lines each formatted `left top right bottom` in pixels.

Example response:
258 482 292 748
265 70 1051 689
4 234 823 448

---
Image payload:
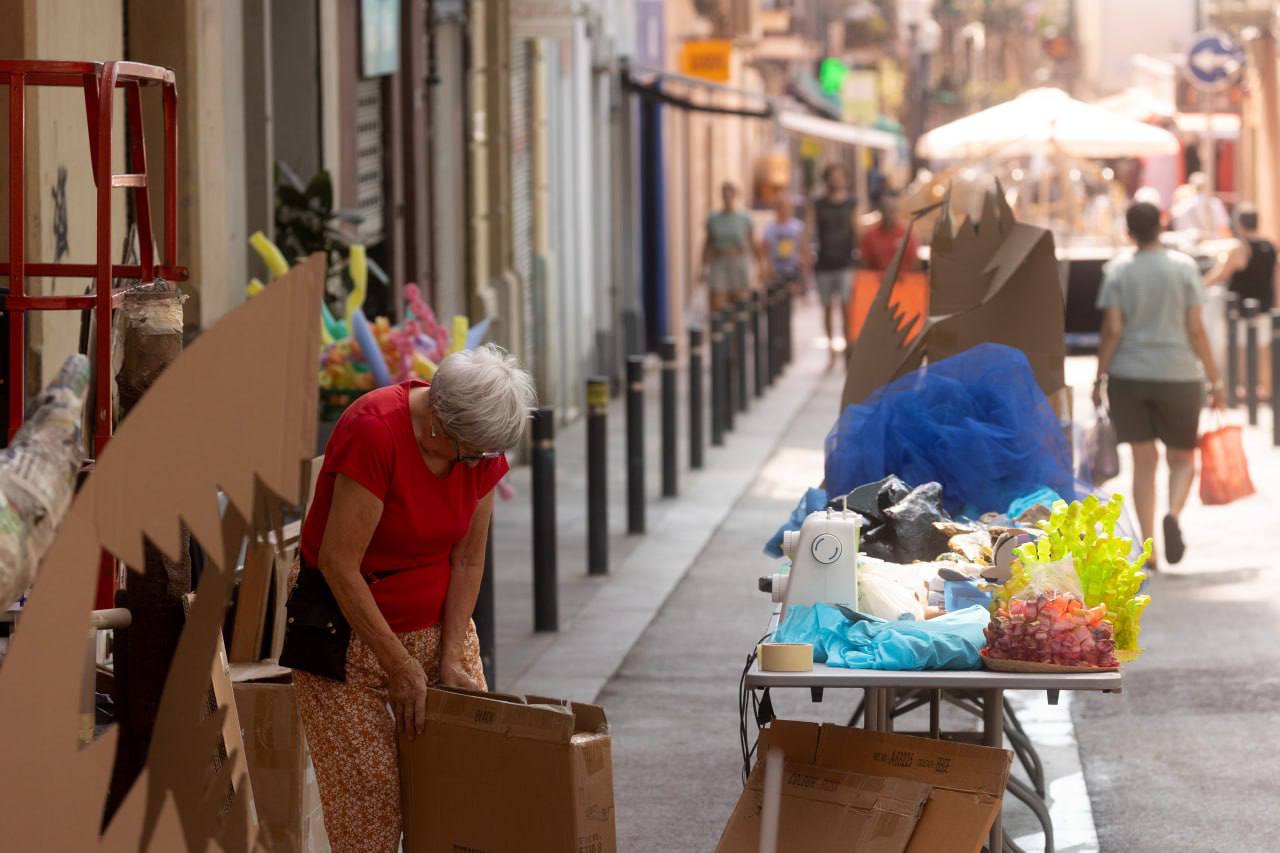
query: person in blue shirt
762 193 810 297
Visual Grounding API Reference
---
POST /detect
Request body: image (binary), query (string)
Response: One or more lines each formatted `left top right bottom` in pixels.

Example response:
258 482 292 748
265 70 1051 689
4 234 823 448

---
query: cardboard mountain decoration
0 254 324 851
841 184 1067 410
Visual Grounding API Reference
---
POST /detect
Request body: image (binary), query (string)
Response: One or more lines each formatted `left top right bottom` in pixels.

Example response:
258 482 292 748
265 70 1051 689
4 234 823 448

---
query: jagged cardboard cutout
0 254 324 851
841 185 1066 409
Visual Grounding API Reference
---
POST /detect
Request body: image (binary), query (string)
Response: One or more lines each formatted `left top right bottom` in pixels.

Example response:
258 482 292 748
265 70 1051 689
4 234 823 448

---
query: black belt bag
279 557 406 682
279 556 353 682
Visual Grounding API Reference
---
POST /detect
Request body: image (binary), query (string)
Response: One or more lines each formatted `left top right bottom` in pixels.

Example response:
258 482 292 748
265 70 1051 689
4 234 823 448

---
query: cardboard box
746 721 1012 853
232 666 330 853
717 759 931 853
399 687 616 853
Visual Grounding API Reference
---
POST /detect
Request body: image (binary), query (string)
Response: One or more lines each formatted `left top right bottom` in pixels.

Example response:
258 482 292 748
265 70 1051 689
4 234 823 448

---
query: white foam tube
758 747 784 853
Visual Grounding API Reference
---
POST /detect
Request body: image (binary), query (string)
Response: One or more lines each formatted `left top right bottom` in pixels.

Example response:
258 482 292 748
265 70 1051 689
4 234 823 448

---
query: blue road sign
1186 31 1244 92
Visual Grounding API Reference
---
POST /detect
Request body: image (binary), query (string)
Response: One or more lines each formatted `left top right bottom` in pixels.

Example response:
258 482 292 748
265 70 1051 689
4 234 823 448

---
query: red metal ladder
1 60 189 607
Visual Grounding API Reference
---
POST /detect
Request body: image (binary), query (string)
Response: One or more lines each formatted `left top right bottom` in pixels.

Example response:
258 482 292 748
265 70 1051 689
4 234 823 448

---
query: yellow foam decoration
411 353 437 380
319 323 334 346
245 278 265 298
449 315 469 355
345 244 368 321
248 231 289 278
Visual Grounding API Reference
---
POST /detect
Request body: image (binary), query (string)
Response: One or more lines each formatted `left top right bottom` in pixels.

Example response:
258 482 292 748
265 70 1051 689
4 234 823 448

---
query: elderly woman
283 344 535 852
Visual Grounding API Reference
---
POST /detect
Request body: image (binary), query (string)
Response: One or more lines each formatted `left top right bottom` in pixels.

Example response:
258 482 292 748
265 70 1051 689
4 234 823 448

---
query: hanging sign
679 40 732 83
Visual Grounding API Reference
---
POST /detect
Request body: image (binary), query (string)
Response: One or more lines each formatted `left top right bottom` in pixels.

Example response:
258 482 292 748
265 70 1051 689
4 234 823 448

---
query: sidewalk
491 298 833 699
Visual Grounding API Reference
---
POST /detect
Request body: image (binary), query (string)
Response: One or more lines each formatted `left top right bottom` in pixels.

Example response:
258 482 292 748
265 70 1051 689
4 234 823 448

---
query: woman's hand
440 645 485 692
1210 383 1227 410
1091 380 1105 410
388 655 429 737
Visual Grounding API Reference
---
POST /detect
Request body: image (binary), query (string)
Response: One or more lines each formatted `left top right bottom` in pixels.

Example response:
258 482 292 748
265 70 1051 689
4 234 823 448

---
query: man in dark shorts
808 164 858 367
1093 202 1225 568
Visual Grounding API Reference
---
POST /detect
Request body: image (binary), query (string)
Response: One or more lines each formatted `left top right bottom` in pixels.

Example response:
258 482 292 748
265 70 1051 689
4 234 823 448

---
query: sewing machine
762 506 863 619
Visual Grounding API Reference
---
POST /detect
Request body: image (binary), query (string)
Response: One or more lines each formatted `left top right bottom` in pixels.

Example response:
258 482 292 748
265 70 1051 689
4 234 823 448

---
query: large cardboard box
232 667 330 853
717 759 931 853
741 721 1012 853
399 687 616 853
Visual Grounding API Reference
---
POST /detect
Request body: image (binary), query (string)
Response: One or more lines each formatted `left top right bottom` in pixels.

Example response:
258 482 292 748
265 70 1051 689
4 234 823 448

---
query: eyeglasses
452 437 504 465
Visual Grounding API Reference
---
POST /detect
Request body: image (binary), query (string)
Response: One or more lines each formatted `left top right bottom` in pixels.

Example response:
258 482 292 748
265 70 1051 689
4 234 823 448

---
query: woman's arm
1186 304 1226 408
318 474 427 732
1093 306 1124 407
439 490 495 690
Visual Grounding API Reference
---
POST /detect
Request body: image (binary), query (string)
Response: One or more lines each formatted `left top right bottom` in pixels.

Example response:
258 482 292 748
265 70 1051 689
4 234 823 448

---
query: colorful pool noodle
348 308 392 387
411 353 437 380
321 302 348 341
449 316 469 355
464 317 491 350
346 244 368 322
405 284 450 356
249 231 290 278
246 278 265 298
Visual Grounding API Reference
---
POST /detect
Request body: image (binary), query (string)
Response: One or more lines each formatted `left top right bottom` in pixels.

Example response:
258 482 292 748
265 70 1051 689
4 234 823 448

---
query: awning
1174 112 1240 141
777 110 899 151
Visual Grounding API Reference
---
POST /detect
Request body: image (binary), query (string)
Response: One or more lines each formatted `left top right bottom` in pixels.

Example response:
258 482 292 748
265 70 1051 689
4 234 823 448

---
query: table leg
929 689 941 738
883 688 894 732
983 688 1005 853
864 688 876 730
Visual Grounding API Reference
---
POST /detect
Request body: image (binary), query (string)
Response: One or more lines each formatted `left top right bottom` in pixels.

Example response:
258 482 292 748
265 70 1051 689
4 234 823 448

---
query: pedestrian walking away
1205 202 1277 400
1093 202 1226 569
809 163 858 367
700 181 765 313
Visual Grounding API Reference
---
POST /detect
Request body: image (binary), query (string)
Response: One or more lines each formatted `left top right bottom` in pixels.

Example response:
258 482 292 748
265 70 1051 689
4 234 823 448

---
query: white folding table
744 609 1122 853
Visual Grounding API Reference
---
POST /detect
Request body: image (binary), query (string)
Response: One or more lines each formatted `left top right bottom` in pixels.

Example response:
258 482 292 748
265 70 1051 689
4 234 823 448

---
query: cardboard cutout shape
841 184 1066 410
0 254 324 851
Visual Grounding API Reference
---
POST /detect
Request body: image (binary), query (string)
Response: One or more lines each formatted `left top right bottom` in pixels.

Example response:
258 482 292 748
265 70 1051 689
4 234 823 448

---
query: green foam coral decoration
1009 494 1152 660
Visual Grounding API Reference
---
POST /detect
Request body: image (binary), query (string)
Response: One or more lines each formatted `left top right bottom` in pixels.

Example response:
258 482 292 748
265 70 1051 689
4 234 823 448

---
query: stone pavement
1066 357 1280 852
491 298 833 699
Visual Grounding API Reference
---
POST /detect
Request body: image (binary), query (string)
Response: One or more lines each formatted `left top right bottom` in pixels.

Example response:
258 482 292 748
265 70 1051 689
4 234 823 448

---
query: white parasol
917 87 1181 161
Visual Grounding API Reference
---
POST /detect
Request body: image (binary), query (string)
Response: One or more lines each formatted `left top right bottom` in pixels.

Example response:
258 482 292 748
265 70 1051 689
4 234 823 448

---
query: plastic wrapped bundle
0 354 90 609
825 343 1074 516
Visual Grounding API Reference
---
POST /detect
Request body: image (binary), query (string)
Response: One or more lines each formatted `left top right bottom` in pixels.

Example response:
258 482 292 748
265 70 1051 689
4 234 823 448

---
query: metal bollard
689 326 705 468
1226 293 1240 408
769 285 782 384
778 284 788 366
722 310 737 431
660 337 678 497
735 295 750 412
721 307 742 422
1244 298 1260 425
752 290 767 396
586 377 609 575
1272 310 1280 447
531 407 557 632
709 316 725 447
626 355 646 534
475 516 496 685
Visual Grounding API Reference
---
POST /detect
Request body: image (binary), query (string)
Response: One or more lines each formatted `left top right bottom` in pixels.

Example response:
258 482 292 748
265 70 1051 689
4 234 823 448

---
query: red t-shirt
859 222 918 272
301 381 508 632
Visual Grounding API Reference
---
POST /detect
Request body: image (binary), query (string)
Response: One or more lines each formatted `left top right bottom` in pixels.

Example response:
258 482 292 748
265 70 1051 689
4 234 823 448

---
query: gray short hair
431 343 536 450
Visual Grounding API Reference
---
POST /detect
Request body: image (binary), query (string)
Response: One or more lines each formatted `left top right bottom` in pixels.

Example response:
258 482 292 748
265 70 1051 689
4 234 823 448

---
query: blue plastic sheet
763 487 829 558
825 344 1075 515
1007 486 1064 520
774 603 989 670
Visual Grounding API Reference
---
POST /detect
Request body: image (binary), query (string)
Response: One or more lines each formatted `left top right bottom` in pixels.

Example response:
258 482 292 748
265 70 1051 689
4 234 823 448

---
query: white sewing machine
762 506 863 619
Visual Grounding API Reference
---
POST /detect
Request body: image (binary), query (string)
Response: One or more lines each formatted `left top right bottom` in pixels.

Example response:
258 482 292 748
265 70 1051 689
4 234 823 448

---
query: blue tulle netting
825 343 1075 517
